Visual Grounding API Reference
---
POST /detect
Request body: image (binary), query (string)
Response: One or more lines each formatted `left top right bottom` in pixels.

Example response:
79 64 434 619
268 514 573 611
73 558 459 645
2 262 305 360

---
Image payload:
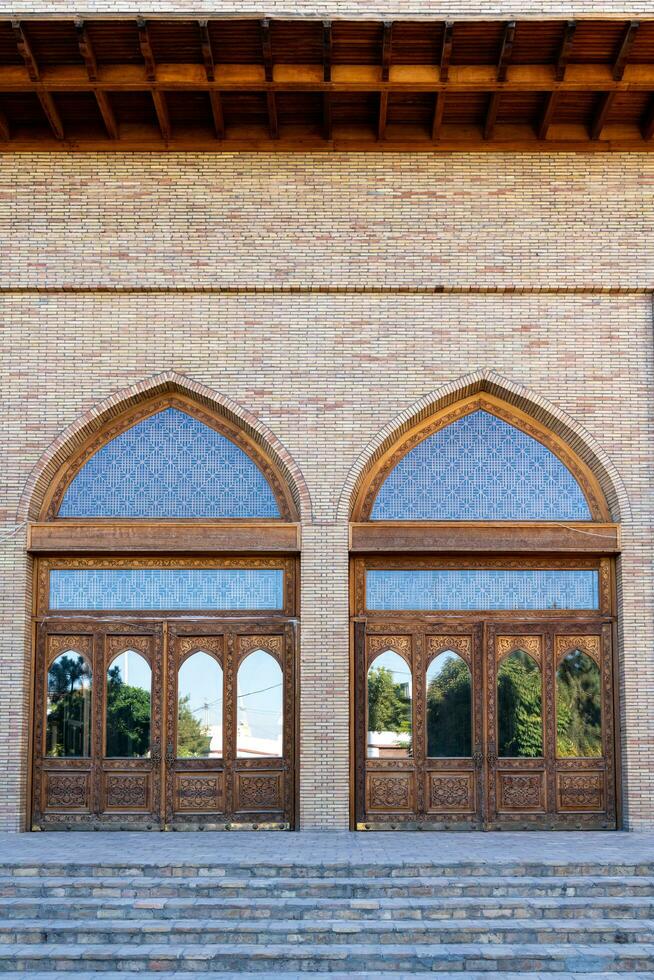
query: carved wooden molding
427 634 472 666
496 634 542 665
555 634 601 666
367 634 411 666
46 633 92 667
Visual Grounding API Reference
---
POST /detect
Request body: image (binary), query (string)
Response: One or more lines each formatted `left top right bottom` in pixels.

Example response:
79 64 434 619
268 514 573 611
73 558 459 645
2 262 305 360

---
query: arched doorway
30 392 300 830
350 393 619 830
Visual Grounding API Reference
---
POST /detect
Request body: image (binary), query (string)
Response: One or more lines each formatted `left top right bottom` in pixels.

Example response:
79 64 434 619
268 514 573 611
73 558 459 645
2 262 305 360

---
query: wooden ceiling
1 17 654 151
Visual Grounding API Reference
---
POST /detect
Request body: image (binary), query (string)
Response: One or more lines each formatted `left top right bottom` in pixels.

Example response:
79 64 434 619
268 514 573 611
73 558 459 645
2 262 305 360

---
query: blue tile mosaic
58 408 280 519
366 569 599 611
50 568 284 611
371 410 591 521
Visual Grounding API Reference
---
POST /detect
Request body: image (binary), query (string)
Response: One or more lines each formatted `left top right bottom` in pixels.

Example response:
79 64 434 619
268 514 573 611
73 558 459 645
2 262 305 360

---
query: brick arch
18 371 313 523
338 369 630 524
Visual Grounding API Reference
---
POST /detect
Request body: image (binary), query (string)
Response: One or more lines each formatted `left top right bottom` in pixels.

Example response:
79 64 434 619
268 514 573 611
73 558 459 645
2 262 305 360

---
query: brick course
0 151 653 831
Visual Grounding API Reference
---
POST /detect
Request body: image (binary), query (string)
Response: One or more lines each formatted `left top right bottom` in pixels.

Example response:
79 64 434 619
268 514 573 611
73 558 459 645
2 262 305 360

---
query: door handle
151 741 161 766
165 742 175 766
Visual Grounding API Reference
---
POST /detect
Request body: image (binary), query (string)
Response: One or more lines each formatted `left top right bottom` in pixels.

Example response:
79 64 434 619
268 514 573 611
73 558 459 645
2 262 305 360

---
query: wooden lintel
381 21 393 83
261 18 273 83
95 90 118 139
75 19 97 82
556 20 577 82
0 103 9 140
377 90 388 139
497 20 516 83
37 91 64 139
440 21 453 83
431 90 444 140
137 18 156 82
591 91 616 139
642 95 654 140
349 522 620 555
198 20 215 82
322 91 332 139
209 89 225 139
538 91 558 139
151 89 170 140
266 89 278 138
322 21 332 82
11 20 39 82
28 521 301 555
484 91 501 140
613 20 639 81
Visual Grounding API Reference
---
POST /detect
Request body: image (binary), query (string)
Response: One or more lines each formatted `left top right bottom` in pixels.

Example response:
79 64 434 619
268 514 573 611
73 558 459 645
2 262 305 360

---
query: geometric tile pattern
371 410 591 520
49 568 285 611
366 568 599 611
58 408 280 518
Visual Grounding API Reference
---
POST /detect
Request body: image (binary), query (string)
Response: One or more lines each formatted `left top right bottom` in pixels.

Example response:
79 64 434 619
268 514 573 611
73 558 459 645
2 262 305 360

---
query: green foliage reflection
367 657 412 757
426 654 472 757
106 663 151 758
497 651 542 758
556 650 602 757
177 694 212 757
46 653 92 757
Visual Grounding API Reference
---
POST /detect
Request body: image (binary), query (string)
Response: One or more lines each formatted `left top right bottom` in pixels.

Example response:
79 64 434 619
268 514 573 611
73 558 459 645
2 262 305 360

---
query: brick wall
1 152 653 831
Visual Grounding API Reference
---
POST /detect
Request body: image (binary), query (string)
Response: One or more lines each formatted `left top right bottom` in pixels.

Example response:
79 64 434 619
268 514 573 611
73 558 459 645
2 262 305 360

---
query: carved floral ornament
427 635 472 666
367 634 411 667
496 635 542 665
555 635 601 666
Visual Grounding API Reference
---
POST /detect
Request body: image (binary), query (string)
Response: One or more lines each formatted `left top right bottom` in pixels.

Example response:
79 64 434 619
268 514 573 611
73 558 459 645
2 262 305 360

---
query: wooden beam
95 90 118 139
497 20 516 82
0 103 9 140
261 18 273 83
151 89 170 140
37 91 64 139
322 92 332 139
591 91 616 139
381 21 393 83
11 21 39 81
322 20 332 82
440 21 453 83
484 91 501 140
198 20 215 82
378 90 388 139
74 19 97 82
642 95 654 140
613 20 639 81
538 91 558 139
431 91 444 140
555 20 577 82
266 90 278 138
209 90 225 139
137 18 156 82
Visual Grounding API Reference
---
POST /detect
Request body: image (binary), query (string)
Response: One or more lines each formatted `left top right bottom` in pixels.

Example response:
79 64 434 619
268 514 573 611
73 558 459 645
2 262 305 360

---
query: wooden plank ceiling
0 17 653 151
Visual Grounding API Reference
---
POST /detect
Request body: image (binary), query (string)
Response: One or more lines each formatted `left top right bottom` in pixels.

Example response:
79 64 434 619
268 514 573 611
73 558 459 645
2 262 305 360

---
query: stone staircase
0 855 653 976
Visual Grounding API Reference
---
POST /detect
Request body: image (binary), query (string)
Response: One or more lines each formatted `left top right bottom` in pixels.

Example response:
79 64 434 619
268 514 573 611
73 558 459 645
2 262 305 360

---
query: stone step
3 941 654 973
1 873 652 899
1 892 653 921
1 916 652 947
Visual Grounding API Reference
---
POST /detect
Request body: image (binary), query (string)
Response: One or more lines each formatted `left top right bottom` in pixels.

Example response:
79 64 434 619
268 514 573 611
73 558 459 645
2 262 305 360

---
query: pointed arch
18 372 311 523
344 371 628 524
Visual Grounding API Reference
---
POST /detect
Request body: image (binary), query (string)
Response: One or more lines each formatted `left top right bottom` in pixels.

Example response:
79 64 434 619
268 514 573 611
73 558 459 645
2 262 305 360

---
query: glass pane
237 650 283 758
367 569 599 612
46 652 92 757
557 650 602 758
371 409 590 520
497 651 543 758
367 650 412 759
50 568 284 612
177 652 223 758
106 650 152 758
426 652 472 758
59 407 280 519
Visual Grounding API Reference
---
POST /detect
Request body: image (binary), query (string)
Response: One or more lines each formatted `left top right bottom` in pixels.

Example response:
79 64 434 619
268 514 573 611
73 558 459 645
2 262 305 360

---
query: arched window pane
426 652 471 758
106 650 151 758
237 651 283 758
46 652 92 758
367 650 412 759
371 410 591 521
177 652 223 758
556 650 602 758
59 408 280 519
497 651 543 758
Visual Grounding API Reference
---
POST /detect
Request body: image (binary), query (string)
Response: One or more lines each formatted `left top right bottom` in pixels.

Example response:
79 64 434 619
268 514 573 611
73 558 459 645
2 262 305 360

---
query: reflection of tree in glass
427 656 471 757
46 654 91 757
367 666 411 737
557 650 602 757
177 694 212 757
497 651 542 758
106 665 151 758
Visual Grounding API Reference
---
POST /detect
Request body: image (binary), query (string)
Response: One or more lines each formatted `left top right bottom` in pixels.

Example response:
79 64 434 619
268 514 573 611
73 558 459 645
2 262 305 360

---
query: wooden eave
0 17 654 150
